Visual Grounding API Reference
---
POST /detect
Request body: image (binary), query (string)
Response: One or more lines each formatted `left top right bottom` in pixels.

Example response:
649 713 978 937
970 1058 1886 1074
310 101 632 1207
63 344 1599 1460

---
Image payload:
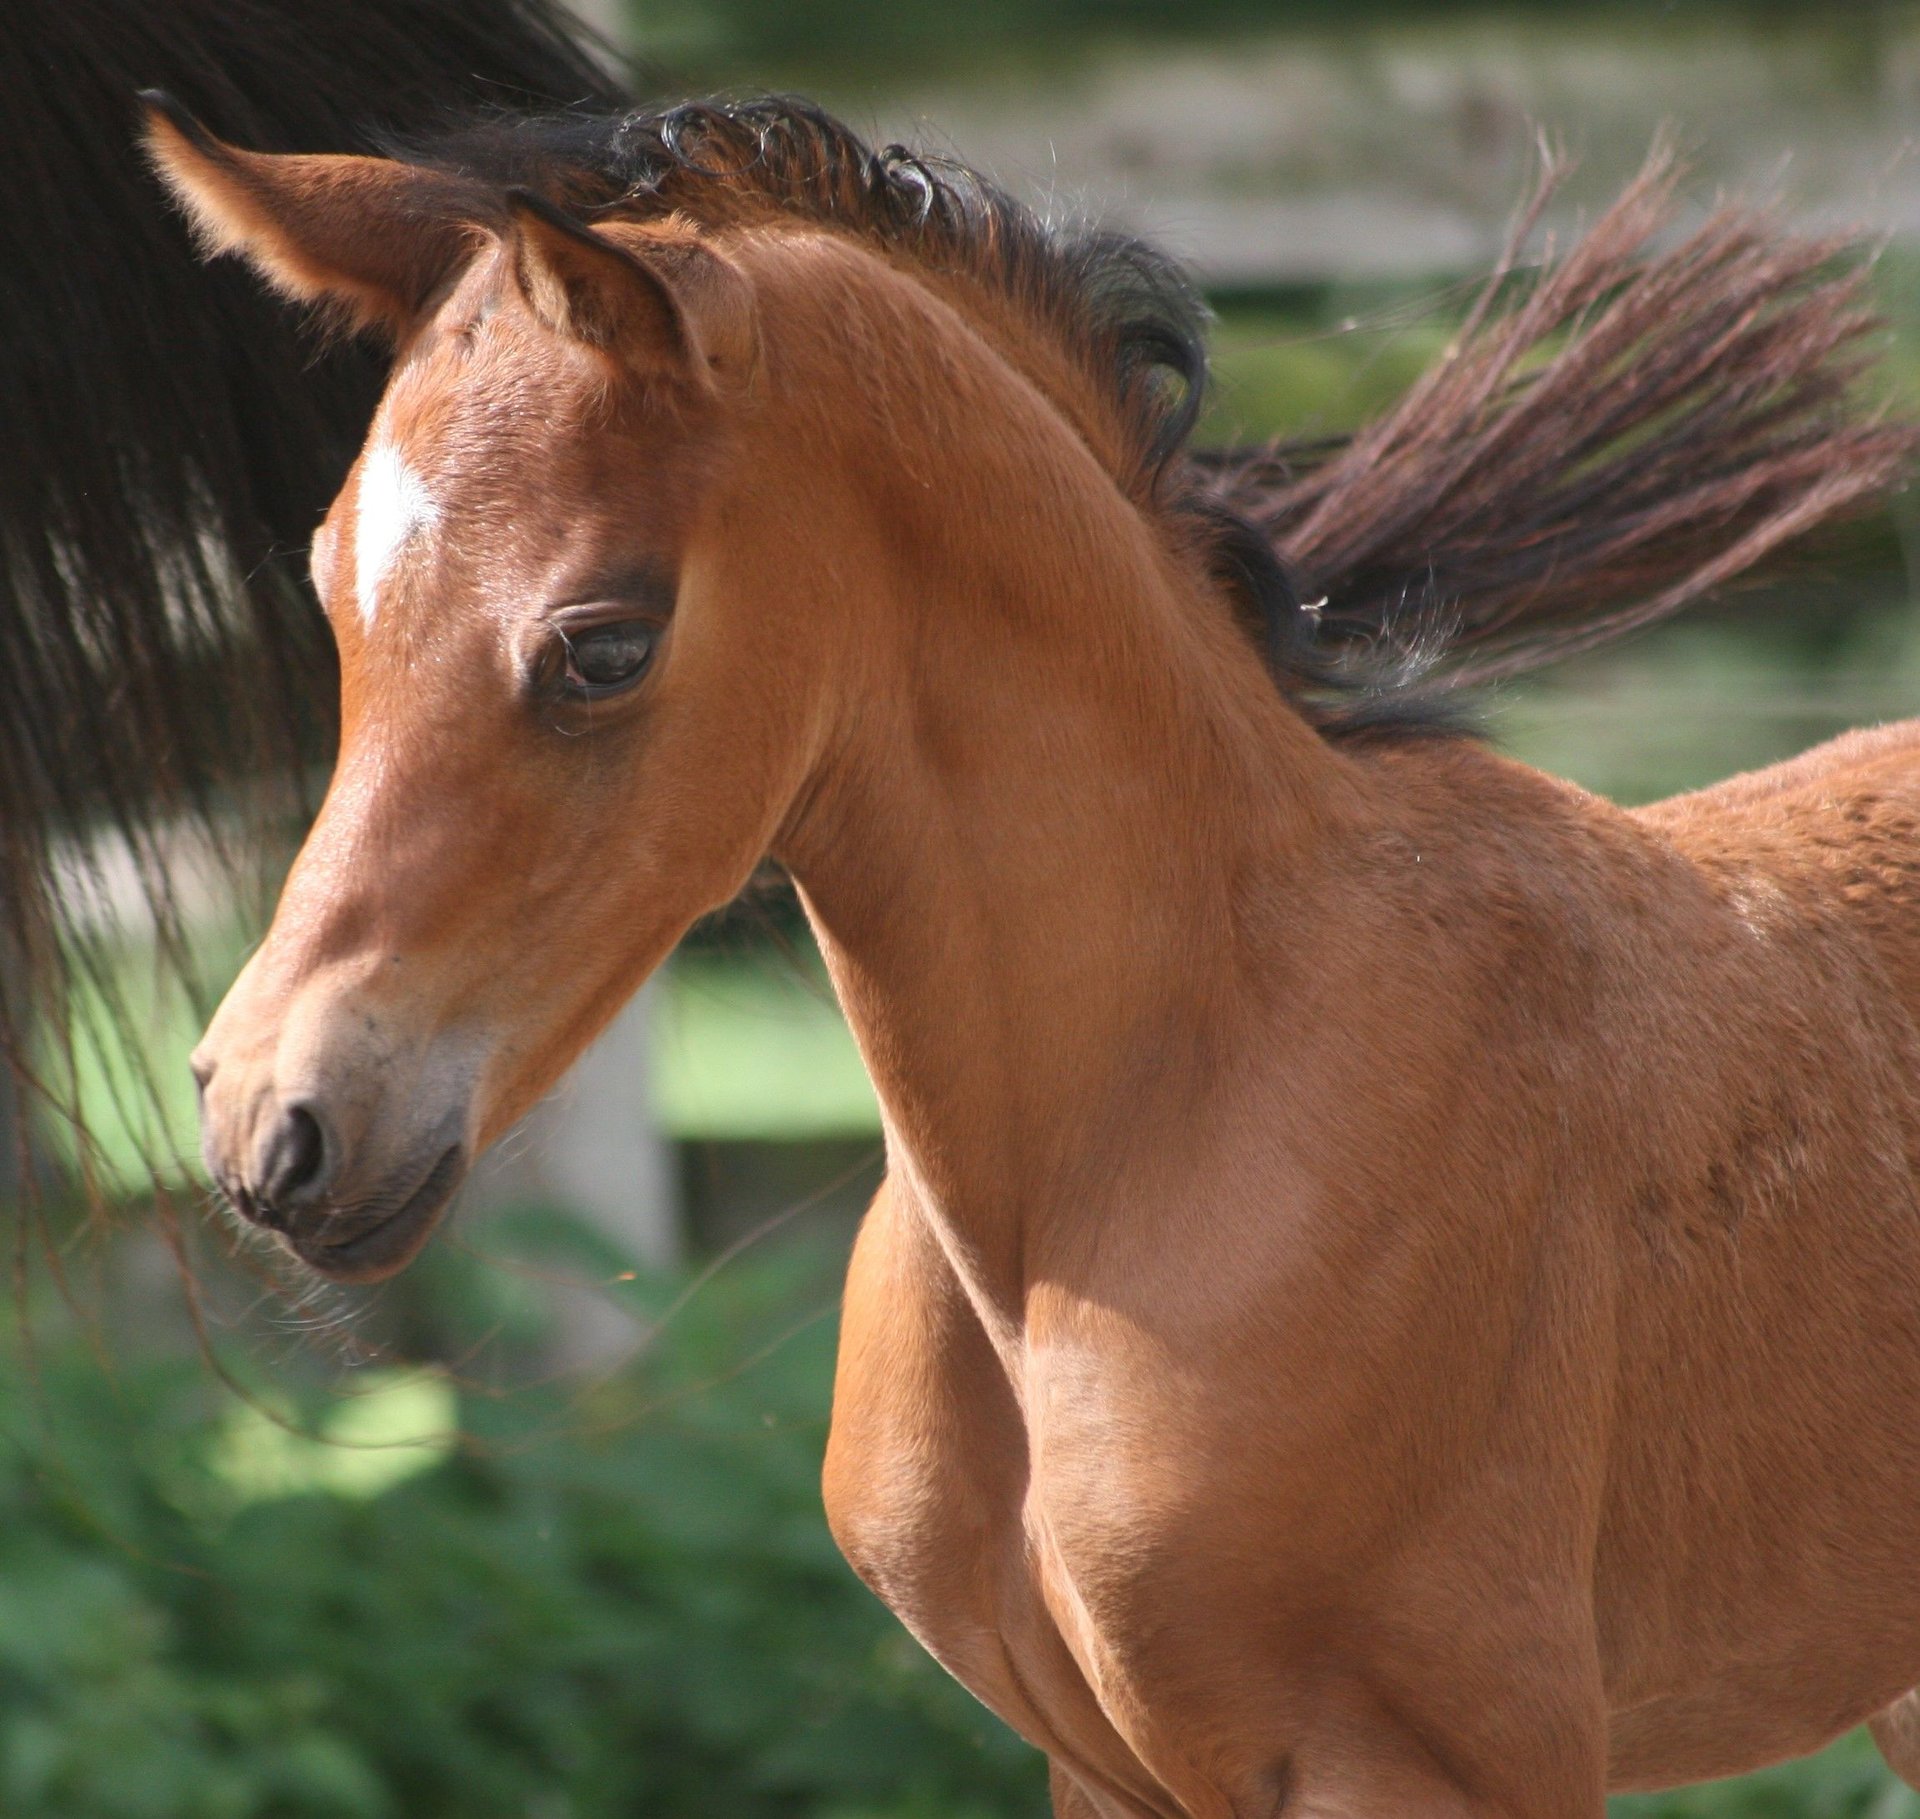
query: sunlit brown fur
149 99 1920 1814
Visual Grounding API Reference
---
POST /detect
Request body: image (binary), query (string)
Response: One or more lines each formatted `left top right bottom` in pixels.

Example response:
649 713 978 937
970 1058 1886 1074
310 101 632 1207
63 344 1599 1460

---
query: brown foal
148 94 1920 1815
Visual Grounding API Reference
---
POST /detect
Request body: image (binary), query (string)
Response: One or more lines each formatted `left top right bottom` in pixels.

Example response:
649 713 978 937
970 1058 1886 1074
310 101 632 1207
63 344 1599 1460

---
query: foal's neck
765 251 1366 1330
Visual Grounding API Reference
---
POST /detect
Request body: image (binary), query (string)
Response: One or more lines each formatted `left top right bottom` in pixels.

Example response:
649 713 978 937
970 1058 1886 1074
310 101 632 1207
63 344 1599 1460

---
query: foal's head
150 110 825 1278
148 96 1222 1279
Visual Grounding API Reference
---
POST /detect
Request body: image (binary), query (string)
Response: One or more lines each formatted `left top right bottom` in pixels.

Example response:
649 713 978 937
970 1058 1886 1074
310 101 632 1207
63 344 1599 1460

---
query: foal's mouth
285 1144 467 1284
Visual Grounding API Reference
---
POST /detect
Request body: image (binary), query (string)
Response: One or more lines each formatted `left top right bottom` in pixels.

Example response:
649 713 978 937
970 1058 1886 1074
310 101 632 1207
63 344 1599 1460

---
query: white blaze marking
354 442 438 627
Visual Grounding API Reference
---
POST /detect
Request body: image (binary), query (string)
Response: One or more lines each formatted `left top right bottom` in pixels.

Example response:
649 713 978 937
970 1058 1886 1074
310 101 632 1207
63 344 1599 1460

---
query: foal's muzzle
193 1040 474 1284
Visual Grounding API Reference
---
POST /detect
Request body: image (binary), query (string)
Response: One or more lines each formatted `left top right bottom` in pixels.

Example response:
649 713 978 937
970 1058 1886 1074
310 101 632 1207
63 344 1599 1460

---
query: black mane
397 100 1445 729
406 98 1212 477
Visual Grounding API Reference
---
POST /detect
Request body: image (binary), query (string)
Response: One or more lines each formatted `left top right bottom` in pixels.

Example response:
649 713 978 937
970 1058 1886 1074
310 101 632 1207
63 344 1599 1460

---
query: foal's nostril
259 1101 334 1209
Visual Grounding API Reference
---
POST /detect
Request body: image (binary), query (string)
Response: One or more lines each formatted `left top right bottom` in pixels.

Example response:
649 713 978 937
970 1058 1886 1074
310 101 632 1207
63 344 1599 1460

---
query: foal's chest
821 1187 1278 1812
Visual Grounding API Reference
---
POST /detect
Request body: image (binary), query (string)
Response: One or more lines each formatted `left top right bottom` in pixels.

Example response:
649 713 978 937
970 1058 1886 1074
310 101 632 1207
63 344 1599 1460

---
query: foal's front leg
1051 1725 1604 1819
1053 1705 1607 1819
1047 1586 1608 1819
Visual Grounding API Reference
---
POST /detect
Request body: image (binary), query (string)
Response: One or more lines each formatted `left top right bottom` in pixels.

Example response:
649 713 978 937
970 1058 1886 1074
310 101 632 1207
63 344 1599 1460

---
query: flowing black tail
1195 150 1917 727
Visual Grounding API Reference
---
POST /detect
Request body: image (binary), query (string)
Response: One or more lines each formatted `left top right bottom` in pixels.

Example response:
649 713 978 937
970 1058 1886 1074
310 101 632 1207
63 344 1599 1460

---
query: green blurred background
16 2 1920 1814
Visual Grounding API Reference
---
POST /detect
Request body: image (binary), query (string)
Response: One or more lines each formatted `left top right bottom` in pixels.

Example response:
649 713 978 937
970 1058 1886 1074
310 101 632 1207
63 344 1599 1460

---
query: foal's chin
262 1145 468 1285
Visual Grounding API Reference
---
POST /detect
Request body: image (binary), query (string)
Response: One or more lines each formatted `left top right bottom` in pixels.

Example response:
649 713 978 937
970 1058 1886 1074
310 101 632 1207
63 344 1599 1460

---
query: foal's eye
560 621 658 697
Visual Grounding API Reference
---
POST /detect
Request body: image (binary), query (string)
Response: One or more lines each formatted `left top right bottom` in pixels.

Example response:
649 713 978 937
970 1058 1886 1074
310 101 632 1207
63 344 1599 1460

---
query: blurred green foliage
0 1242 1042 1818
1617 1738 1919 1819
654 953 879 1139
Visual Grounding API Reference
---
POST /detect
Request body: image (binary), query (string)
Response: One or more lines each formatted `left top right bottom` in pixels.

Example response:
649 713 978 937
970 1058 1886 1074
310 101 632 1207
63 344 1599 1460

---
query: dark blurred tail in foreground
0 0 627 1201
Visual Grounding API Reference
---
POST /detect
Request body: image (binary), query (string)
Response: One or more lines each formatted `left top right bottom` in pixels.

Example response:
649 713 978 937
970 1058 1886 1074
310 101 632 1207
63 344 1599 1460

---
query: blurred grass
1613 1737 1920 1818
207 1372 458 1505
1202 293 1460 444
8 1227 1917 1819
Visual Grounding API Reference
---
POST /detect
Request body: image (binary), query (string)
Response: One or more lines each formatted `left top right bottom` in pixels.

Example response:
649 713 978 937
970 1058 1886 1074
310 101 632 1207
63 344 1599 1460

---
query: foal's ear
505 191 757 390
139 91 484 338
